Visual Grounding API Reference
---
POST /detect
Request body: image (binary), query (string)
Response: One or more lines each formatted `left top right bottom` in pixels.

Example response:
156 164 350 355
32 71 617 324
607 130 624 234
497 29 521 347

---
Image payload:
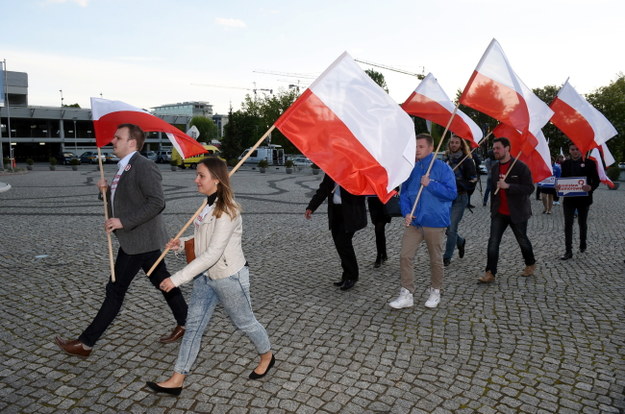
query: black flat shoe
560 252 573 260
249 354 276 380
146 381 182 396
333 280 345 287
340 279 356 291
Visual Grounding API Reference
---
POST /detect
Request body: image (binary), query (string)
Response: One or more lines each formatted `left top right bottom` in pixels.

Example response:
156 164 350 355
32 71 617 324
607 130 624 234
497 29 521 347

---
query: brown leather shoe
159 325 185 343
521 264 536 277
478 271 495 284
55 337 91 358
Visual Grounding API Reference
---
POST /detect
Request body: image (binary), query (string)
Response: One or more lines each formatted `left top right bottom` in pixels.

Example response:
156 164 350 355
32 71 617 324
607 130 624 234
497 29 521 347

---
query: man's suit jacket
107 153 169 255
306 174 367 233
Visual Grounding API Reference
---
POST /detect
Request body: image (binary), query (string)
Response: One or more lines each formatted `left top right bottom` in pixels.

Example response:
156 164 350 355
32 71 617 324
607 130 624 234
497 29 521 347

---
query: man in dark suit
558 142 600 260
55 124 187 357
305 173 367 291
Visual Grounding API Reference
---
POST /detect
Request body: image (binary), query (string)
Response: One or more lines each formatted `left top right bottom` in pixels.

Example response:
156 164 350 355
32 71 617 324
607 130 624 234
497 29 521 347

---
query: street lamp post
59 89 64 107
73 118 77 153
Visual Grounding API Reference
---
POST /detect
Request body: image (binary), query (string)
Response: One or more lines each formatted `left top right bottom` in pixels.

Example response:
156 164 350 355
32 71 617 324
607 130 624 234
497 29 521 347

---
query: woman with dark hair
146 157 274 396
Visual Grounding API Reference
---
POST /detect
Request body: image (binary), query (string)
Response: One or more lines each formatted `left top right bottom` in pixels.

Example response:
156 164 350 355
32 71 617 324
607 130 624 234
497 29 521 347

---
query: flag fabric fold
549 80 618 155
274 52 416 203
401 73 483 147
91 97 207 158
493 124 553 182
589 147 615 189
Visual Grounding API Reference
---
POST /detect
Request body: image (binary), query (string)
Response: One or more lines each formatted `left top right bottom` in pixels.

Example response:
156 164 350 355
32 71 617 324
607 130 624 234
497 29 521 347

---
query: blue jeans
444 193 467 261
485 213 535 276
174 266 271 375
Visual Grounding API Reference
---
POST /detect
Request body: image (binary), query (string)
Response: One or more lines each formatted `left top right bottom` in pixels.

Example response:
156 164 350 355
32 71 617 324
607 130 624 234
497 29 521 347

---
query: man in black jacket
305 173 367 291
557 143 600 260
478 137 536 284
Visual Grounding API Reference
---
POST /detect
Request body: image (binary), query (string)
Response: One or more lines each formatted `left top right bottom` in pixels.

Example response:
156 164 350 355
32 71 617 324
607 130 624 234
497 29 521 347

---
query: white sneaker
424 288 441 308
389 287 414 309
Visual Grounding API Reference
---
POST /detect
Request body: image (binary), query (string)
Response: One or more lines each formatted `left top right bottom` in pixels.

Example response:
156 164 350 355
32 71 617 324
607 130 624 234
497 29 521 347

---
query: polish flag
460 39 553 144
401 73 483 147
91 97 207 158
599 143 615 166
549 80 618 155
589 147 615 189
274 52 415 203
493 123 553 182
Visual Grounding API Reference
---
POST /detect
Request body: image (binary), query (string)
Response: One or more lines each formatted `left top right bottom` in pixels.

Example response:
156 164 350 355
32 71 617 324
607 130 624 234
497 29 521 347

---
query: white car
291 156 312 166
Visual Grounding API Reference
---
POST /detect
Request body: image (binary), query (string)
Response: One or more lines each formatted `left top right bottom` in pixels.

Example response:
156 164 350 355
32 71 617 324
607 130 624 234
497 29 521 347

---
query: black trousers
329 204 359 282
563 200 590 253
79 248 187 347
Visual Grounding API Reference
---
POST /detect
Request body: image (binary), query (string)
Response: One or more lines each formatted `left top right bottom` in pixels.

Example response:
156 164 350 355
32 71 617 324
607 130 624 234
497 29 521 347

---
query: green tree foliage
365 69 389 93
221 89 300 158
189 116 219 143
586 74 625 162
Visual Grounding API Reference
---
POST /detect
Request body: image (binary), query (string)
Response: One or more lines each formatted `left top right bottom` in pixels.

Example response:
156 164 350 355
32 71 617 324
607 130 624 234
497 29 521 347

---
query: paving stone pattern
0 164 624 413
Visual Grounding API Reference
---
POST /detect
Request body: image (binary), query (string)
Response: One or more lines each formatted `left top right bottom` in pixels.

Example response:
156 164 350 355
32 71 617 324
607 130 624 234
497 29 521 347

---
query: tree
189 116 219 143
221 89 301 158
586 74 625 162
365 69 389 93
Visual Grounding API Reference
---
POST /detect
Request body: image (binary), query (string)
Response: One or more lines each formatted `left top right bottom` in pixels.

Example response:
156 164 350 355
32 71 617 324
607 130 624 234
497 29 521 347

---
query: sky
1 0 623 115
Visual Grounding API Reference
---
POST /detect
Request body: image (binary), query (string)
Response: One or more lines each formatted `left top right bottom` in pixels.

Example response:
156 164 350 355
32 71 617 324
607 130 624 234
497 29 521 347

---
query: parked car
619 162 625 170
291 156 312 167
140 150 158 161
156 150 172 163
79 151 105 164
102 152 120 164
478 164 488 175
57 152 80 165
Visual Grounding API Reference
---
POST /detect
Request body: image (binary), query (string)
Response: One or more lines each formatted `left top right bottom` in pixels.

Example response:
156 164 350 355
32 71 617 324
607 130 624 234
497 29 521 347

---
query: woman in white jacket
147 157 274 396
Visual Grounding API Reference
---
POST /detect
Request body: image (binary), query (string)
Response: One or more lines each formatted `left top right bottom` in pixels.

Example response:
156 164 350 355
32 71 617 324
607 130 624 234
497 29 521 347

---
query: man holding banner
557 143 600 260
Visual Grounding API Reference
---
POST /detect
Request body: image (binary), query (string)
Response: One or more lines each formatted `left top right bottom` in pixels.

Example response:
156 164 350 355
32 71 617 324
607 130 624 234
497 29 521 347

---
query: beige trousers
399 226 445 292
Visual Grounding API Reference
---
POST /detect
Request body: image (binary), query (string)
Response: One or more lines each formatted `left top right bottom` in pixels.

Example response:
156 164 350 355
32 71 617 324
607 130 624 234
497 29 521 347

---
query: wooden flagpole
97 147 116 282
146 125 276 277
407 104 460 225
493 150 522 195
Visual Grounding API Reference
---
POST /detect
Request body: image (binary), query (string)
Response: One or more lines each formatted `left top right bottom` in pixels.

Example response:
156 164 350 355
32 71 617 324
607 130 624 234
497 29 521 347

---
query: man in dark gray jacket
478 137 536 284
55 124 187 357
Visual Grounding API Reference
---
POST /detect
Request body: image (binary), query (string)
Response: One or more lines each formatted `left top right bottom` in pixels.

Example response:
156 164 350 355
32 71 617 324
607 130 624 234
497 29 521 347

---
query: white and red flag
549 80 618 155
402 73 483 147
589 147 615 189
493 124 553 182
91 97 207 158
274 52 415 203
460 39 554 148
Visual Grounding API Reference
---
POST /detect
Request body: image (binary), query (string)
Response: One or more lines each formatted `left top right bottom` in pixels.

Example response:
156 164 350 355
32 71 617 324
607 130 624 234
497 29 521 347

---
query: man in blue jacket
389 133 457 309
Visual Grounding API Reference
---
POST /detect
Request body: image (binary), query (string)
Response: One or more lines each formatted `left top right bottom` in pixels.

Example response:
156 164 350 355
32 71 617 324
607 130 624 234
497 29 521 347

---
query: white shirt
110 151 137 214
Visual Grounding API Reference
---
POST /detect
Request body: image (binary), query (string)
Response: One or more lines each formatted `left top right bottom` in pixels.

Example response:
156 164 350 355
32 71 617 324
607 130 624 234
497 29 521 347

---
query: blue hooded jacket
399 153 457 228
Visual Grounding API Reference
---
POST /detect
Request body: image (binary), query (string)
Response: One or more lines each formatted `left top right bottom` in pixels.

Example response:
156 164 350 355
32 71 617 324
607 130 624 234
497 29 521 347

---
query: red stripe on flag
549 97 596 155
460 71 530 133
275 89 392 202
402 92 478 147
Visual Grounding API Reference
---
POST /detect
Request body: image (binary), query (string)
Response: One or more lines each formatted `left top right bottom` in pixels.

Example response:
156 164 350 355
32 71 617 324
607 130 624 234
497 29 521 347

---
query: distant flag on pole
91 97 207 158
549 79 618 155
274 52 416 203
401 73 483 147
589 147 615 189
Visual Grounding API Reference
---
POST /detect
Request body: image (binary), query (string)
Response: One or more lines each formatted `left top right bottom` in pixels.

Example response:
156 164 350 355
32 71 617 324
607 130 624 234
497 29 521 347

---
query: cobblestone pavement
1 164 624 413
